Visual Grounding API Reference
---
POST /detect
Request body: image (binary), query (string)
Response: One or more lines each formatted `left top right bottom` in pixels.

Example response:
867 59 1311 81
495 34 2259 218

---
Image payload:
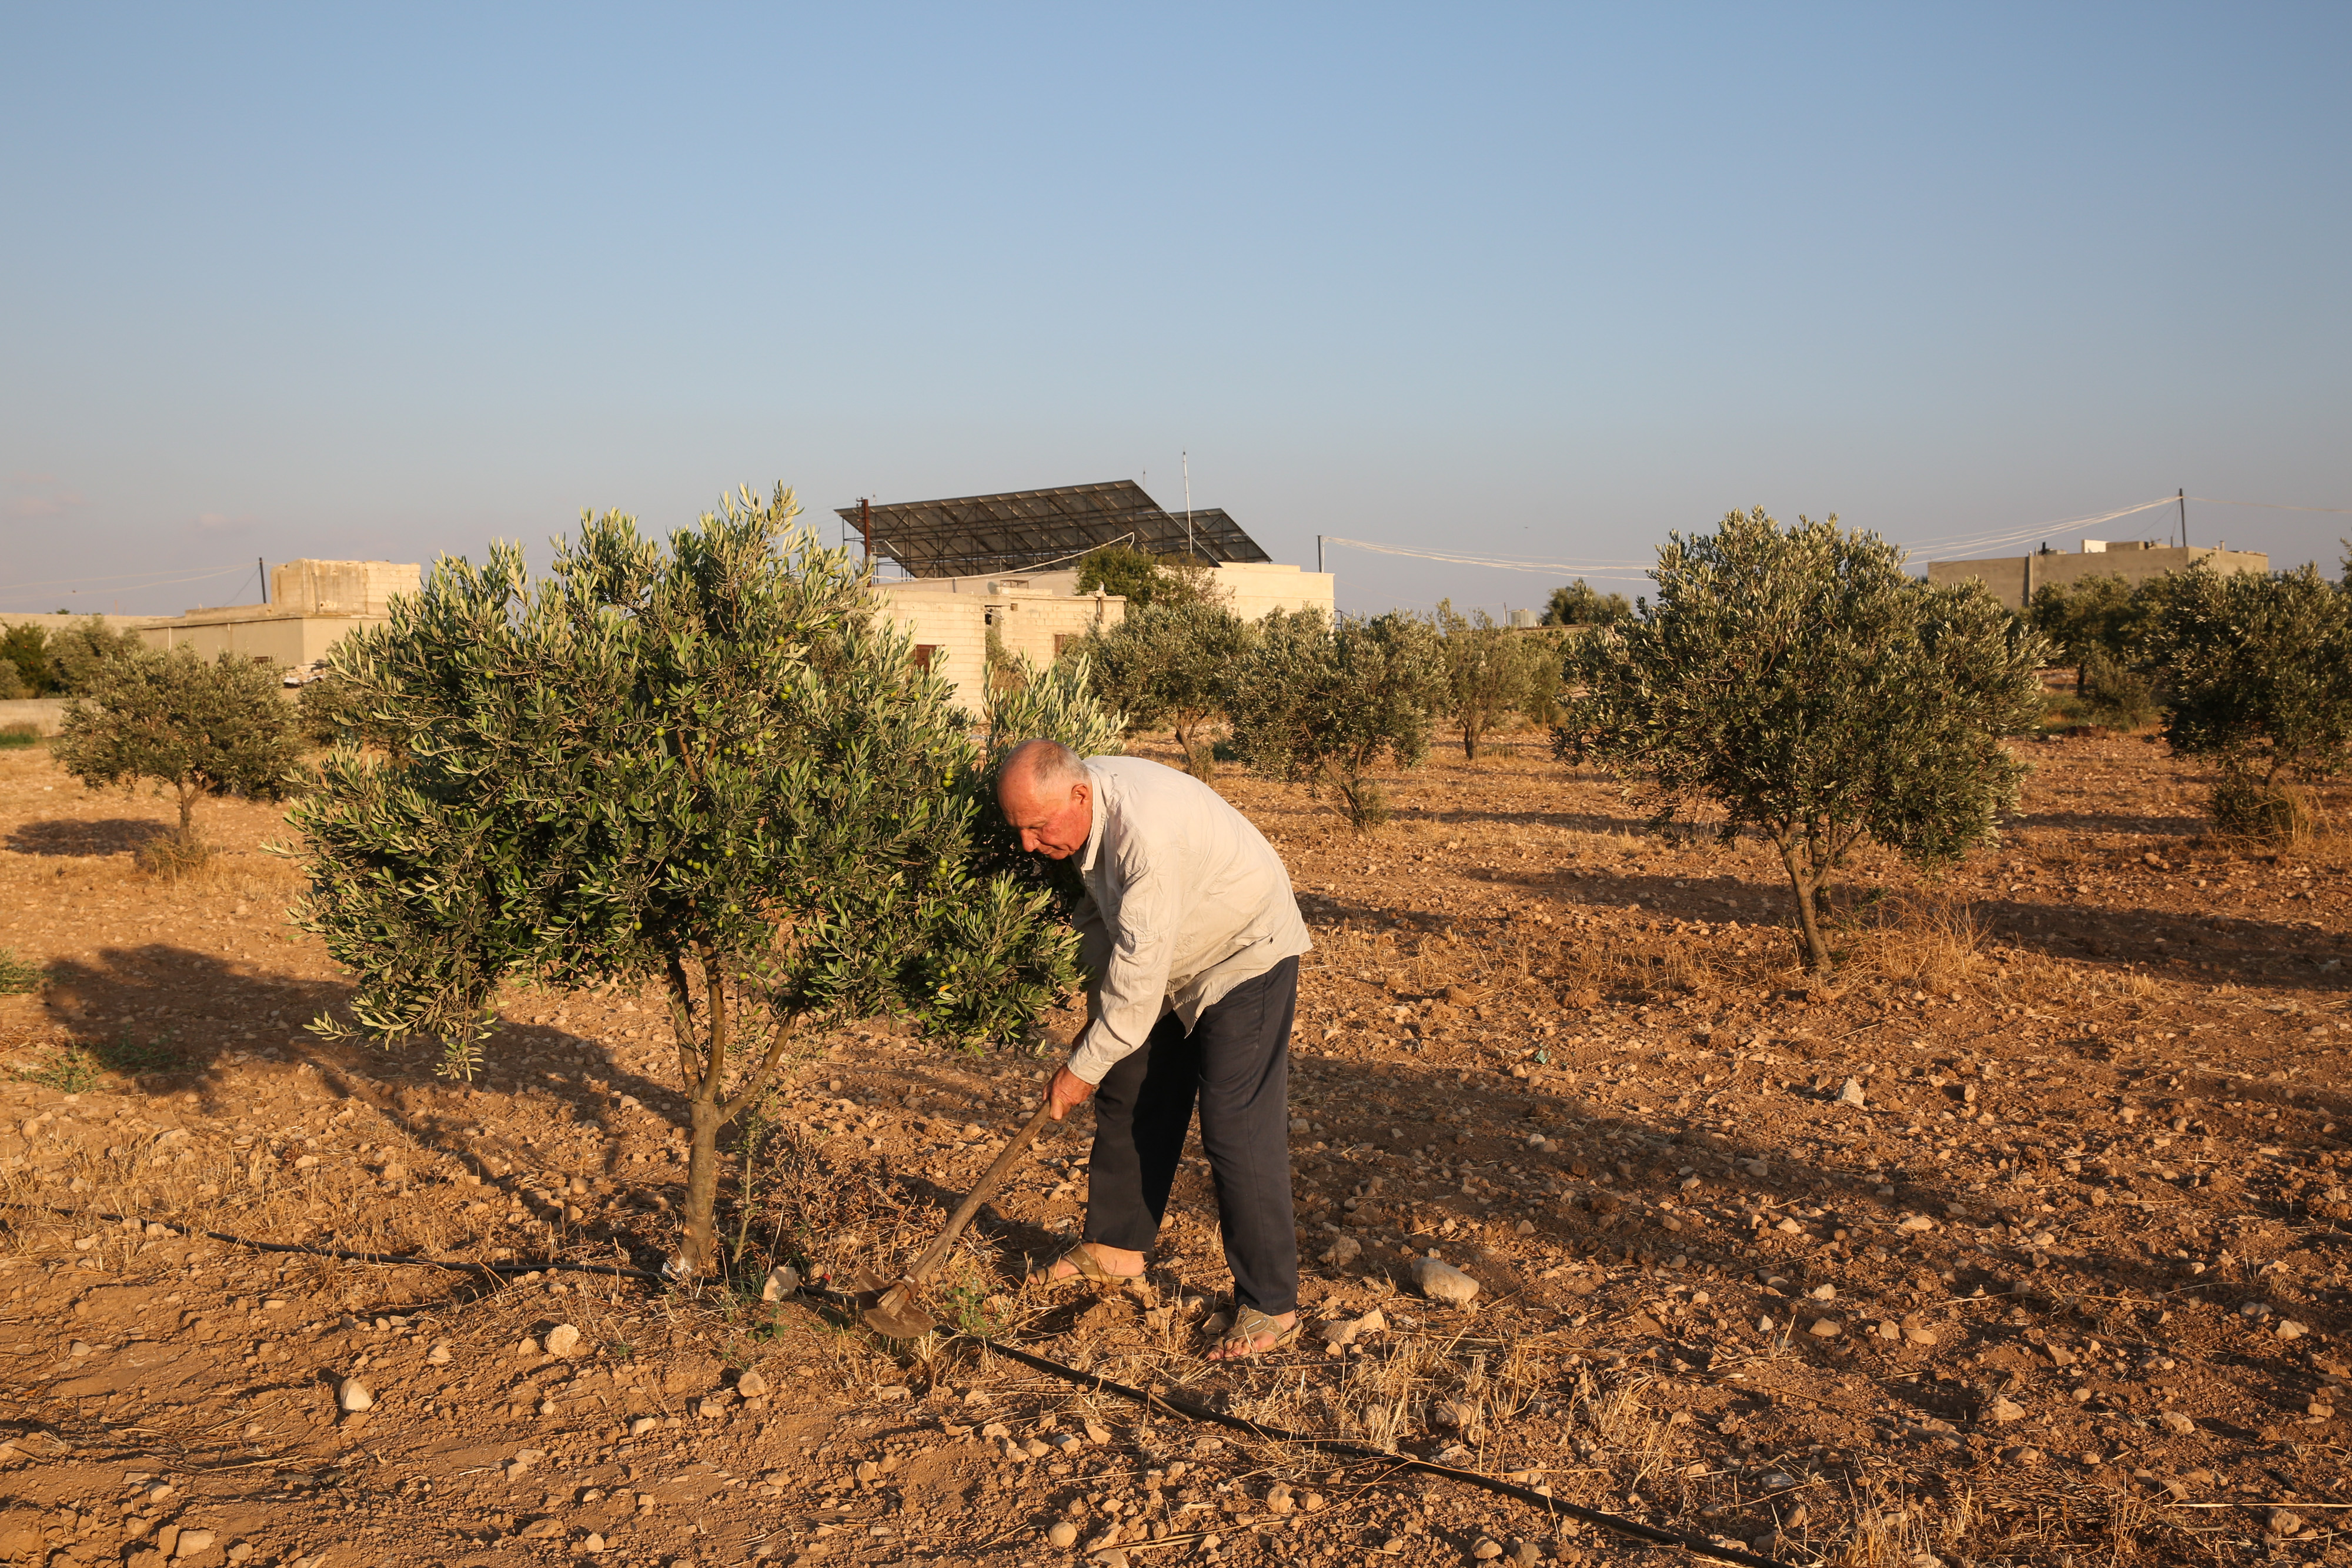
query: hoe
858 1099 1055 1339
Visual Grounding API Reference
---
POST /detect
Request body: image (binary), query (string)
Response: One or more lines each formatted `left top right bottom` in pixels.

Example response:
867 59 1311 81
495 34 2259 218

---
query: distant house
840 480 1334 711
1926 539 2267 611
136 559 422 676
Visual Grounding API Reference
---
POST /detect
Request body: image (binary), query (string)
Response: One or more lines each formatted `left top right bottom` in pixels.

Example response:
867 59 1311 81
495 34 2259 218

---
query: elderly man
998 738 1311 1360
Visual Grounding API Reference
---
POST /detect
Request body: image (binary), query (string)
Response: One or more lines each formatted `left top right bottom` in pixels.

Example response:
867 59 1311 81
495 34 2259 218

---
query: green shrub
1078 599 1248 777
2141 561 2352 841
0 722 39 750
1229 609 1441 831
1432 600 1555 759
1542 579 1634 627
290 484 1083 1277
53 642 305 858
1563 507 2046 972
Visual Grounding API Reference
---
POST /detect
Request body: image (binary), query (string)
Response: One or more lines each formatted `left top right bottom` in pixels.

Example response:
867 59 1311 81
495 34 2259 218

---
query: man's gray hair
999 738 1088 794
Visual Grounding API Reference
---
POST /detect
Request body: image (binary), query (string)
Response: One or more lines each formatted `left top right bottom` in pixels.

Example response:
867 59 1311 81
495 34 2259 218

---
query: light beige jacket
1065 757 1312 1084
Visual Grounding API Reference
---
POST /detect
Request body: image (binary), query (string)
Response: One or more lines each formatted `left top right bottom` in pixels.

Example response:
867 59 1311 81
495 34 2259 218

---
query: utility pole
2177 488 2187 549
1317 535 1324 574
257 557 267 604
1182 450 1193 561
859 497 872 569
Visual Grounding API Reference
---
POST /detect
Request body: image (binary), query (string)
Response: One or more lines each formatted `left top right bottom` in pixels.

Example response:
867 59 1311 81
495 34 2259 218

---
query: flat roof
835 480 1271 578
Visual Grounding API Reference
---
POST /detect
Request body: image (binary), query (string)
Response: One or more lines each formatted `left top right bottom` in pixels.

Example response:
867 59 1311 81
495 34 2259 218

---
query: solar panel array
834 480 1271 578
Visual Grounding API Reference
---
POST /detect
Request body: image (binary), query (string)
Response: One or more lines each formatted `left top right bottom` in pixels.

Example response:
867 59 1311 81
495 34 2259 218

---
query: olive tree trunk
665 947 796 1279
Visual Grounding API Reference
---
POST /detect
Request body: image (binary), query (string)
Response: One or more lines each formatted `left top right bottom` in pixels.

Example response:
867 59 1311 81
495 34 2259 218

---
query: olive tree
1543 579 1633 627
1565 508 2046 971
1432 599 1553 759
1079 599 1250 777
1229 609 1440 830
2140 560 2352 838
290 486 1086 1278
54 643 306 853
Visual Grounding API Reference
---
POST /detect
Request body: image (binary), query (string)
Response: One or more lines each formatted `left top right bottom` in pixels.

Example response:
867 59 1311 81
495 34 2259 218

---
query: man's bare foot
1040 1241 1146 1284
1203 1306 1298 1361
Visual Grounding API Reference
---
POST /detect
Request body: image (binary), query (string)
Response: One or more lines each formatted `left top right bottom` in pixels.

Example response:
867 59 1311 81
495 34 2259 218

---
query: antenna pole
258 557 267 605
1183 450 1193 561
2177 487 2187 549
1317 535 1324 574
860 497 872 568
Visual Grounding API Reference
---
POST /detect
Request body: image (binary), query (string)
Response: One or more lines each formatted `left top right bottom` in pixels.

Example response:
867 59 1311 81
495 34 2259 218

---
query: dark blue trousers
1084 956 1299 1316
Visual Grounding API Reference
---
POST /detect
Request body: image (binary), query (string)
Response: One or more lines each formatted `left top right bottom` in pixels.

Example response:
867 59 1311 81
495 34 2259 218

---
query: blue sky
4 4 2347 616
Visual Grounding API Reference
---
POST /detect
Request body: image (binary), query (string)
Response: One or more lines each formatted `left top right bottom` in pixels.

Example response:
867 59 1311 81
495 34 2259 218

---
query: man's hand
1046 1064 1097 1122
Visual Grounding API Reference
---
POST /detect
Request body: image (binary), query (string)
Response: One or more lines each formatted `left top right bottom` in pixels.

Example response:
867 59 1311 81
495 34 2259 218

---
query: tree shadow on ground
29 943 709 1270
5 818 171 857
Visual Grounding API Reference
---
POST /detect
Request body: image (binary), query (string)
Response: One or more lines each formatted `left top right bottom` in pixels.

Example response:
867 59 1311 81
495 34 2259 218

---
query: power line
0 561 252 597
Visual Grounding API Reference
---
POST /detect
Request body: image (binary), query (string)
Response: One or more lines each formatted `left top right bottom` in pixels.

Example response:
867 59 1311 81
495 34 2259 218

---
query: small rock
174 1530 216 1559
1046 1520 1079 1549
1836 1078 1866 1107
1084 1420 1111 1445
1984 1396 2027 1424
1509 1543 1540 1568
1807 1283 1836 1300
1473 1542 1504 1561
379 1163 407 1184
2276 1319 2308 1341
854 1460 881 1483
2158 1409 2195 1435
1808 1318 1842 1338
1757 1470 1797 1490
544 1323 582 1358
760 1265 801 1302
426 1340 452 1365
2266 1509 2304 1539
227 1546 254 1564
2307 1400 2335 1420
1411 1258 1480 1308
1381 1537 1407 1556
1324 1235 1362 1268
1903 1325 1939 1347
582 1533 606 1553
337 1377 374 1413
696 1397 727 1419
67 1340 92 1359
628 1416 658 1437
516 1336 540 1357
1265 1484 1294 1515
737 1369 769 1399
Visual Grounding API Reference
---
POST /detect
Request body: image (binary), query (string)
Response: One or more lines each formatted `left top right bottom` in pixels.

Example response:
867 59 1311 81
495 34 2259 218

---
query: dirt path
1 733 2346 1567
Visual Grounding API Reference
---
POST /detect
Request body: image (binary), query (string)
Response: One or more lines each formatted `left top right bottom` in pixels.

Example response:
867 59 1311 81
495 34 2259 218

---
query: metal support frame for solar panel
836 480 1271 579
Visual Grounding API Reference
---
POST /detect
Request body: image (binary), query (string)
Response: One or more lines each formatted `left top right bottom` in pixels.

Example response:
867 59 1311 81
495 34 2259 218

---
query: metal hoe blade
860 1281 940 1340
853 1100 1055 1341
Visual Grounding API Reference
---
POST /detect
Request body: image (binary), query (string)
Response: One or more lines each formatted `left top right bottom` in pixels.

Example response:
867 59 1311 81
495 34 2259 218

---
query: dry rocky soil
1 731 2348 1568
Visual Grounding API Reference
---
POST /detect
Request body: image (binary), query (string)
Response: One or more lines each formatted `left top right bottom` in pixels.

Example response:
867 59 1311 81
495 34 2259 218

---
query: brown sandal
1205 1305 1300 1361
1033 1246 1144 1289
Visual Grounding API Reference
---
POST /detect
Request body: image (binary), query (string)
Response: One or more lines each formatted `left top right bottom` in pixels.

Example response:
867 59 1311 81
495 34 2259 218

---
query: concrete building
1927 539 2269 611
135 560 422 671
872 580 1125 713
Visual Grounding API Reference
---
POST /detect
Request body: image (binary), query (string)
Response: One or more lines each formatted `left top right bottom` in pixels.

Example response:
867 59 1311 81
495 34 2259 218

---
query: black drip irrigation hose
9 1203 1793 1568
784 1285 1797 1568
1 1202 664 1281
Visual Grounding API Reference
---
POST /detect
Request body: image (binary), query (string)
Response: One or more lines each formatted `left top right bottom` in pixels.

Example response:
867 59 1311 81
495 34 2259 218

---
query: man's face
1000 776 1092 860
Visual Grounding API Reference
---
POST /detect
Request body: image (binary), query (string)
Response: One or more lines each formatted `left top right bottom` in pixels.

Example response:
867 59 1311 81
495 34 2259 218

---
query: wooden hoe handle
902 1099 1056 1286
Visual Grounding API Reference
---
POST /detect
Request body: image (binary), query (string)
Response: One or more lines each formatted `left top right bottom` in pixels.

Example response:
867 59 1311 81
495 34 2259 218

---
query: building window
911 645 939 672
1053 633 1074 657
